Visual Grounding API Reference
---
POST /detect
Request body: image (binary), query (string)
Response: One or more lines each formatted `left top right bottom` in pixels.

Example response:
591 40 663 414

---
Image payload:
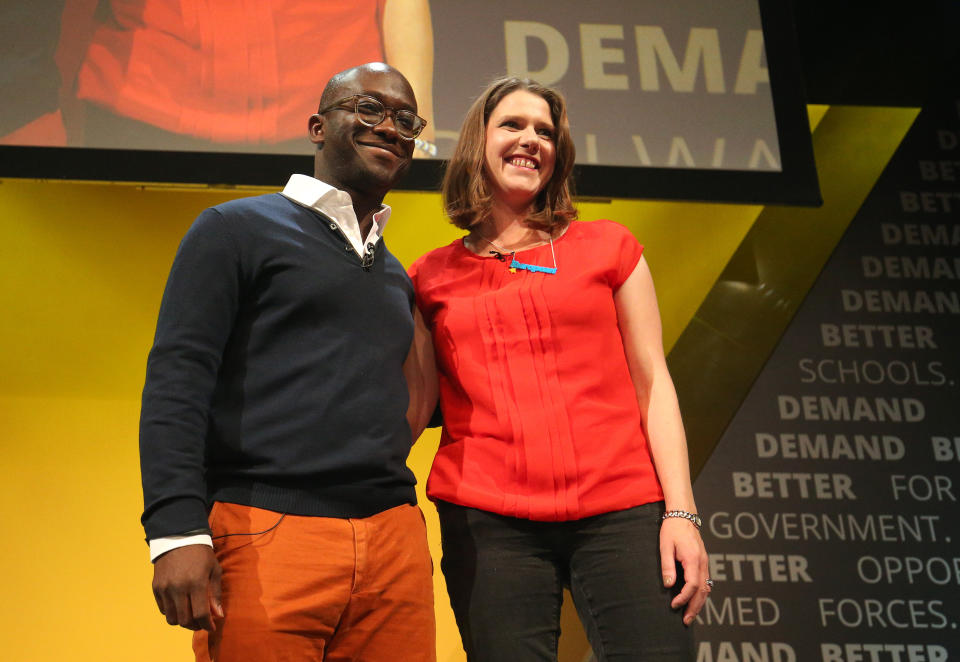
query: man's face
310 69 417 199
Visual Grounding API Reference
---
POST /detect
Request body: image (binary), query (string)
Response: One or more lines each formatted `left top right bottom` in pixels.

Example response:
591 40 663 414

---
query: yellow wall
0 174 760 661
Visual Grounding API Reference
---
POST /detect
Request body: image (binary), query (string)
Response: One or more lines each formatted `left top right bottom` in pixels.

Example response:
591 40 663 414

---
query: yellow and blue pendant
509 256 556 274
489 244 557 275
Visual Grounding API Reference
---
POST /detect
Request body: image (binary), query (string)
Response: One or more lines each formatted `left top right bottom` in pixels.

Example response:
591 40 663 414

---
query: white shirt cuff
149 534 214 562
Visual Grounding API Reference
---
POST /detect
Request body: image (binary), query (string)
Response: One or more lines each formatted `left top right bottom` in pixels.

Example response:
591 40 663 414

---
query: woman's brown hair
441 77 577 233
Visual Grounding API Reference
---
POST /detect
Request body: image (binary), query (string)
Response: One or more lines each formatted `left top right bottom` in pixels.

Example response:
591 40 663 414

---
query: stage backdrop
0 175 770 662
691 93 960 659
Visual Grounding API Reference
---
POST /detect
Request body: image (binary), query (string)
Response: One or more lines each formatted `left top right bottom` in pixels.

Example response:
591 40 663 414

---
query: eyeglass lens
354 97 423 138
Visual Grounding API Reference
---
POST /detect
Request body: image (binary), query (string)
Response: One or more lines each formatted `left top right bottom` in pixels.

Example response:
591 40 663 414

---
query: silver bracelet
662 510 702 530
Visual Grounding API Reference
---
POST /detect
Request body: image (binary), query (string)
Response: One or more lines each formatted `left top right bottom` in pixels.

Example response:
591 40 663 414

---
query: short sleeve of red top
409 220 664 521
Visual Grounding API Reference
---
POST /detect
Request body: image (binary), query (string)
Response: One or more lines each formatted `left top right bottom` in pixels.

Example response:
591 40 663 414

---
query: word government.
709 511 940 542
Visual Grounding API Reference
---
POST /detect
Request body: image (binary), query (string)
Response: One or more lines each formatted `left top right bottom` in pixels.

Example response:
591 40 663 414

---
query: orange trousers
193 501 435 662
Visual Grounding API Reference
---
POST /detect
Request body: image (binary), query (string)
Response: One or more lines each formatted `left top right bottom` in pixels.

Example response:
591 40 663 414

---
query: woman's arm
403 305 439 440
614 255 710 625
382 0 436 156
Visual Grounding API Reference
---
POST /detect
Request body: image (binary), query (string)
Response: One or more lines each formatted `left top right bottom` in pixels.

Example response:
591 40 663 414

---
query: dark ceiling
793 1 960 107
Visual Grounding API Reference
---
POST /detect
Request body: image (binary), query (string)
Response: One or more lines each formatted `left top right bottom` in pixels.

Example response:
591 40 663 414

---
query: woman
408 77 709 661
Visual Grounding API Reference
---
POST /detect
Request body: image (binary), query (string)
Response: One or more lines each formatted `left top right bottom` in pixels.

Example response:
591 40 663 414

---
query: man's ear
308 113 325 147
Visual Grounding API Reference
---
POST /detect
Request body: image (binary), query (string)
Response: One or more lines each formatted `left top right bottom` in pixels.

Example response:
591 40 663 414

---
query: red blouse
410 220 664 521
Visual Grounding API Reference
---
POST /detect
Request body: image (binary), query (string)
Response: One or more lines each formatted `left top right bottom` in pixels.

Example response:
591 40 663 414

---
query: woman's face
483 90 557 212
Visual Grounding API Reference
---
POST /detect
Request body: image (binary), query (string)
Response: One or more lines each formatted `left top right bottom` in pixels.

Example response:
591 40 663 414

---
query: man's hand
152 544 223 631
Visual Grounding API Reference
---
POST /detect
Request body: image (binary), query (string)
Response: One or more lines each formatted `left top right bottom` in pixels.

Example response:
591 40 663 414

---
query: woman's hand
404 306 439 440
659 518 710 625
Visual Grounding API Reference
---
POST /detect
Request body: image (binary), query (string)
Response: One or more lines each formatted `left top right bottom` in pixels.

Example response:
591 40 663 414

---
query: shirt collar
280 174 391 256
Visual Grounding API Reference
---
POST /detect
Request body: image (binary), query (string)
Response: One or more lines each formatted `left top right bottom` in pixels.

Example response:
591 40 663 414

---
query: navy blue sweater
139 193 416 539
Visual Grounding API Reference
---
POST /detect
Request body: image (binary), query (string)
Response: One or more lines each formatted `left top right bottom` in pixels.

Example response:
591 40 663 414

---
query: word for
890 474 955 502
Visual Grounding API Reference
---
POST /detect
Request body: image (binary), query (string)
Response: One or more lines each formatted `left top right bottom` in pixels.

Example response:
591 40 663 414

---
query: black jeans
437 501 695 662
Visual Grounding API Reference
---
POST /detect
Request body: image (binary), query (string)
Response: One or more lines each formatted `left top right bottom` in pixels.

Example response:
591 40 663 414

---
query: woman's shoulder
566 220 644 281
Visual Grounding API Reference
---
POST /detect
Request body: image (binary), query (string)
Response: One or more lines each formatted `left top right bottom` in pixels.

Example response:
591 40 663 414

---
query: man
140 62 436 662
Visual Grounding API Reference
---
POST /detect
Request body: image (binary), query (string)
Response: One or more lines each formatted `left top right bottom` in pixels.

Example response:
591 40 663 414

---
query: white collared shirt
148 174 391 562
281 173 391 258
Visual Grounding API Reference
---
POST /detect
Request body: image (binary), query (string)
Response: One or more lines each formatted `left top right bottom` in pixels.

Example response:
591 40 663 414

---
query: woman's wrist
662 509 702 530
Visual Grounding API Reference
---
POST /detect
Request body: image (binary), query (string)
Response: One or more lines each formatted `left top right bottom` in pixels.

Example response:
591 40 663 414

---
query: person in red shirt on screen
2 0 435 156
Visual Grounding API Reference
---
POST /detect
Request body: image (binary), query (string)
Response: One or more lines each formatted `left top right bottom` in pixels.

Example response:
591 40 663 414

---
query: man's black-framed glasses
318 94 427 140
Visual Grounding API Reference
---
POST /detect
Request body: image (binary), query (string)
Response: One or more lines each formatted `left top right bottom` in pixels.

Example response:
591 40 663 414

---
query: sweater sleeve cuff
142 496 211 541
